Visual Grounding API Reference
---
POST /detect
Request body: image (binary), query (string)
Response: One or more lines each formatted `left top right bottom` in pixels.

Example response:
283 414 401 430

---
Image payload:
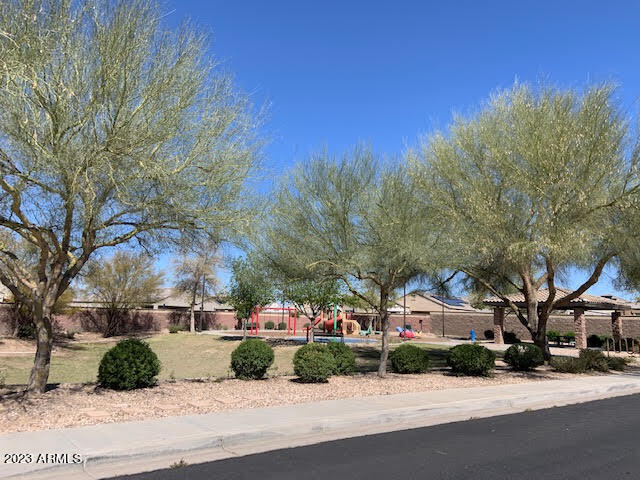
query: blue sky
162 0 640 298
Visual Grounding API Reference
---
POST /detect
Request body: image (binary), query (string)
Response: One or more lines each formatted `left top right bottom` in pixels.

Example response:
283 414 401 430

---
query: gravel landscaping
0 368 581 434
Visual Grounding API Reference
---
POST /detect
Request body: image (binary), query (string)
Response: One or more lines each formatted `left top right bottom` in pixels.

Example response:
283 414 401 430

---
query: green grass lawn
0 334 452 386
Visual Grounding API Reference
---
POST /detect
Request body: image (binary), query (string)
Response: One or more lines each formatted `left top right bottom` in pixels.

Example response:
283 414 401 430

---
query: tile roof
484 288 633 310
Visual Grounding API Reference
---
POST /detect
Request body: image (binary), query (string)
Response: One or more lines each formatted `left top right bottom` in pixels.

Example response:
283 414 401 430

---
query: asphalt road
113 394 640 480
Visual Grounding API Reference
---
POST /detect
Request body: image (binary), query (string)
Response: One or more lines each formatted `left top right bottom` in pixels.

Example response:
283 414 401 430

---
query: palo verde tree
82 251 163 337
282 278 344 324
173 250 219 333
0 0 260 392
262 148 436 376
224 257 274 336
411 83 640 359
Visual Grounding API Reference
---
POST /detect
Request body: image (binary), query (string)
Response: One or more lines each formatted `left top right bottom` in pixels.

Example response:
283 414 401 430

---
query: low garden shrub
230 339 275 380
550 356 586 373
447 344 495 376
98 339 161 390
390 344 430 374
546 330 561 342
277 321 287 330
326 341 356 375
264 321 275 330
563 331 576 342
503 343 544 371
293 343 336 383
503 331 520 344
606 356 631 371
483 329 494 340
578 349 609 372
168 324 183 334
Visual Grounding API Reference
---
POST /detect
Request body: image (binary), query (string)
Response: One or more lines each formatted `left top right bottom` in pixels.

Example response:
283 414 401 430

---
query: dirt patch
0 367 583 434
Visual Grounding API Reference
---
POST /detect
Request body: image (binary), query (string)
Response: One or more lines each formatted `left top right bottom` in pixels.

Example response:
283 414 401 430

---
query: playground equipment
306 306 363 342
248 306 298 335
396 326 416 339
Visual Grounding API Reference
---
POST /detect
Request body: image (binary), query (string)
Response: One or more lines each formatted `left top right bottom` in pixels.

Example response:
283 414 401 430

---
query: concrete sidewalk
3 374 640 479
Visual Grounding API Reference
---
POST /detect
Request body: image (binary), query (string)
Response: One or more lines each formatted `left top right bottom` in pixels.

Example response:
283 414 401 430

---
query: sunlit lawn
0 334 453 386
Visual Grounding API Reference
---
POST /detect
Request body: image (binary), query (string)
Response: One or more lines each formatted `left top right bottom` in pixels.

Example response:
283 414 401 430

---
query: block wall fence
1 304 637 341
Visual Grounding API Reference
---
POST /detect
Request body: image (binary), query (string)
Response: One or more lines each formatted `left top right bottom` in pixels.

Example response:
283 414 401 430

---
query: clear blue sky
163 0 640 298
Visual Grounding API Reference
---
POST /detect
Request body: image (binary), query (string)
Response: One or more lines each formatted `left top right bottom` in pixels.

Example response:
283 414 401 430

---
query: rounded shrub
503 343 544 371
264 321 275 330
550 356 586 373
578 349 609 372
483 329 494 340
168 324 183 334
447 344 495 376
278 321 287 330
98 339 161 390
293 343 336 383
230 339 275 379
390 344 430 374
326 341 356 375
606 356 630 371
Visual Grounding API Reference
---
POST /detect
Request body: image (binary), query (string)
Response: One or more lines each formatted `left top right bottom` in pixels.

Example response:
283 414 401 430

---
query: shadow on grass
351 344 453 373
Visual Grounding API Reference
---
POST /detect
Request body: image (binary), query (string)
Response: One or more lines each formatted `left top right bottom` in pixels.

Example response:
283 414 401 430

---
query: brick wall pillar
574 308 587 350
611 311 623 343
493 307 504 344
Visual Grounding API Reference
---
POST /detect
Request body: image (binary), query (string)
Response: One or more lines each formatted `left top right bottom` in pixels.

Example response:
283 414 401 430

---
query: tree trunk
189 287 197 333
377 289 390 377
377 308 390 377
535 311 552 361
532 329 551 361
26 303 54 393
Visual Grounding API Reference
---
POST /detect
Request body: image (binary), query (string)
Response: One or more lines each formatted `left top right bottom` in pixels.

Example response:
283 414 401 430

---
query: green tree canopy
82 251 163 337
173 250 219 332
282 278 344 323
224 258 274 329
260 147 437 375
0 0 260 391
411 82 640 357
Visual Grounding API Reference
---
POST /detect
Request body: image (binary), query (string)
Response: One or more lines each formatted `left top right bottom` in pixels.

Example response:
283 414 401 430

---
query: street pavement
112 393 640 480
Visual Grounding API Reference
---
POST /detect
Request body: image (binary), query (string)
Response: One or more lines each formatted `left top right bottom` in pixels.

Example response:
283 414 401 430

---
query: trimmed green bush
550 356 587 373
447 344 495 376
230 339 275 379
546 330 561 343
98 339 161 390
503 331 520 344
483 329 494 340
326 341 356 375
278 321 287 330
578 349 609 372
264 321 275 330
606 356 631 371
168 324 183 334
293 343 336 383
563 331 576 342
390 344 430 374
504 343 544 371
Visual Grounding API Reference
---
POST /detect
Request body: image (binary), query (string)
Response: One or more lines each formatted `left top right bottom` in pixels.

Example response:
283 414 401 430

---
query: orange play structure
318 311 360 335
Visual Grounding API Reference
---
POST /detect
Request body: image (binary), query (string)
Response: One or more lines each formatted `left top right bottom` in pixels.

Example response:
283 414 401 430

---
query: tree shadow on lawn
351 345 454 373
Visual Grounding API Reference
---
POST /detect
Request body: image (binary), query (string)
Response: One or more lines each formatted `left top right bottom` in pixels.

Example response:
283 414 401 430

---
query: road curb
5 376 640 479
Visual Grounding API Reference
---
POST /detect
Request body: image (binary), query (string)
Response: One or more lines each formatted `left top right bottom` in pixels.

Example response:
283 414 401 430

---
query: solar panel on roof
432 295 466 307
